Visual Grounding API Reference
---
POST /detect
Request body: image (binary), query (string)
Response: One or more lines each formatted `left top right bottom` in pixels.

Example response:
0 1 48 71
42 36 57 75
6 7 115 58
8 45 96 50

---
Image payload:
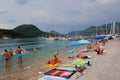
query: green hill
0 29 22 38
13 24 41 38
0 24 58 38
0 22 120 38
65 22 120 36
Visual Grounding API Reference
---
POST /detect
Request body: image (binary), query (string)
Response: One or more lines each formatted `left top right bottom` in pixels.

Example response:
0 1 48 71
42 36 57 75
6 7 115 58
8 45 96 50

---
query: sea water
0 38 71 74
0 38 92 75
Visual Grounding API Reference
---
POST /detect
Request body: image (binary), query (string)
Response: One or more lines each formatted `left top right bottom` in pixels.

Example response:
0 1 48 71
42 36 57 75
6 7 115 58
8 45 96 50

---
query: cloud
0 24 15 29
16 0 29 5
0 11 8 15
0 0 120 33
96 0 115 4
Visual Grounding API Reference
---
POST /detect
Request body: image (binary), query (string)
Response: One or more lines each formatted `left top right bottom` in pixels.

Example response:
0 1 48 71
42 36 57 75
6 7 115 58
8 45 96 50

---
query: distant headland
0 22 120 38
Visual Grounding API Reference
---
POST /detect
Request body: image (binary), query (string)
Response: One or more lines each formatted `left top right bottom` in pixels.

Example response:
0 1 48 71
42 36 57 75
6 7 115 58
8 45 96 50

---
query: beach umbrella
66 41 81 57
78 39 91 45
66 41 81 47
94 35 106 40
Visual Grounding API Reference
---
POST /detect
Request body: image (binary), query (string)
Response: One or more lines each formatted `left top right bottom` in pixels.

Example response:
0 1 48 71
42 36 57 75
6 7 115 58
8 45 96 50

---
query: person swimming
33 48 37 53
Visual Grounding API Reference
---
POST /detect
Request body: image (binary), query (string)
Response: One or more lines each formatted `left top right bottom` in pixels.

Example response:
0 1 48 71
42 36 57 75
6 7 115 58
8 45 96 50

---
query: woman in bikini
3 49 10 67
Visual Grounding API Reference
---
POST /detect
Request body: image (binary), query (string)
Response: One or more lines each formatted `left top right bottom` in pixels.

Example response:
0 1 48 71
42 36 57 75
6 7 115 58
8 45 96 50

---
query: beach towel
81 49 90 53
39 75 66 80
67 50 74 54
47 63 60 68
55 66 76 71
44 68 76 79
72 59 85 65
87 55 93 59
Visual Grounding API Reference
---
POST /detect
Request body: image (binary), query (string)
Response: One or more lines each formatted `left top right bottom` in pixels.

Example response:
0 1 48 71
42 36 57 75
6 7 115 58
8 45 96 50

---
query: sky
0 0 120 33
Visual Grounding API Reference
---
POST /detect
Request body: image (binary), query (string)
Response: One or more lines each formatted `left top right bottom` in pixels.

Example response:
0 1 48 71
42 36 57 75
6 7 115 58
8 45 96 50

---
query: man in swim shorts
15 46 24 63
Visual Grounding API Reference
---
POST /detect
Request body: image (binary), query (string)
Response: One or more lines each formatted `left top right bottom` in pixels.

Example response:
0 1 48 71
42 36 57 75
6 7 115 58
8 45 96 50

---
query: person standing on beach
15 46 24 63
3 49 10 67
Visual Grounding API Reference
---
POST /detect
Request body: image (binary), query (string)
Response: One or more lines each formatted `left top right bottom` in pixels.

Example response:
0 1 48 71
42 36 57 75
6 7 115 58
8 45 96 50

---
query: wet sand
0 39 120 80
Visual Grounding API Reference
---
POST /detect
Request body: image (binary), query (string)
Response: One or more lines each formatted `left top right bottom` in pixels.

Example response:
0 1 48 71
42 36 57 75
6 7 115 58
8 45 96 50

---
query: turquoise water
0 38 71 73
0 38 94 74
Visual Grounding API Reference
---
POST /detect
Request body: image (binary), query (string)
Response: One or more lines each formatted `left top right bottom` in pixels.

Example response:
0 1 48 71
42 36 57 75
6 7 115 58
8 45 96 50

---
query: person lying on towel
78 54 90 59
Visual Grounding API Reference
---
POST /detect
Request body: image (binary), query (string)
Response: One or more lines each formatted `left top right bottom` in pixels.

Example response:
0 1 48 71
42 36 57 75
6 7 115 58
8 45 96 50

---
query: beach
80 39 120 80
0 39 120 80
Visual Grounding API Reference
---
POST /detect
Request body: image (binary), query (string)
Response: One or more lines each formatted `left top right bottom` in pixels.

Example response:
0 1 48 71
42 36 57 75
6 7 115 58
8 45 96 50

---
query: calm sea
0 38 71 73
0 37 94 75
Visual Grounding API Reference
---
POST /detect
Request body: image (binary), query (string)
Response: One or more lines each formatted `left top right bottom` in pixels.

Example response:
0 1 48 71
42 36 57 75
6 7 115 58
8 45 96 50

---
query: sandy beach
80 39 120 80
0 39 120 80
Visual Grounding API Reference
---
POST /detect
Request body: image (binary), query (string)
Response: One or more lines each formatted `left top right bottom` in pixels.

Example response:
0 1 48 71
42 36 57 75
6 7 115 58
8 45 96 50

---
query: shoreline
0 39 120 80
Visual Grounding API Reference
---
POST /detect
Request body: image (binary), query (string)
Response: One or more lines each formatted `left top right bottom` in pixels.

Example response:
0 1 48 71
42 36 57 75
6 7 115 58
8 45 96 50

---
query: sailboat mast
106 20 108 35
96 26 97 35
54 24 56 38
112 22 115 35
109 21 112 35
101 27 102 35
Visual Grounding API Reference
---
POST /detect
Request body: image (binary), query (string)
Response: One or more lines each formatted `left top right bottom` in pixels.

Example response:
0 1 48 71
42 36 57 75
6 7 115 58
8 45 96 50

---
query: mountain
65 22 120 37
0 24 58 38
0 28 22 38
13 24 41 38
0 24 52 38
0 22 120 38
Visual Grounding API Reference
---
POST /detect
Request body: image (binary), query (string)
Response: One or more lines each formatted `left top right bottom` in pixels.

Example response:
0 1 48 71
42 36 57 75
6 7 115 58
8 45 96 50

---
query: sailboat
44 33 55 41
3 36 10 39
44 25 56 41
106 21 117 39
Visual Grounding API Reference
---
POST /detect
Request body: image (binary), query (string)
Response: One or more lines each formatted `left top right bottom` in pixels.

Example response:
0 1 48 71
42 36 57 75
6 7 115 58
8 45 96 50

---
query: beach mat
39 75 66 80
87 55 93 59
47 63 60 68
72 59 85 65
67 50 74 54
44 68 76 79
55 66 76 71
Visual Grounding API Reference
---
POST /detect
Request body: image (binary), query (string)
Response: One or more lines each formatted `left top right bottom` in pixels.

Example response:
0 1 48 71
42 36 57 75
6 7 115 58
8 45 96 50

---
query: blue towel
67 50 74 54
